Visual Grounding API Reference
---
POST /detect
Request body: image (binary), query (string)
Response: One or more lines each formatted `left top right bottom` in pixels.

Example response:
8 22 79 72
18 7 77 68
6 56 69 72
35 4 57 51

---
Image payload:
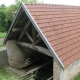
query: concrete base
6 40 26 68
60 58 80 80
0 49 8 66
53 58 80 80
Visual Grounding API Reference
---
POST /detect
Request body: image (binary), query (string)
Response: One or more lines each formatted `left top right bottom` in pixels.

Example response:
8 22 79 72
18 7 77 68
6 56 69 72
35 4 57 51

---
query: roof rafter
18 20 31 40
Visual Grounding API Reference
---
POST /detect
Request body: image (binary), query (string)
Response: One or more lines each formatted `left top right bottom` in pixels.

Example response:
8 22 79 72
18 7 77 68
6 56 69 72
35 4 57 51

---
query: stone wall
0 49 8 66
53 58 80 80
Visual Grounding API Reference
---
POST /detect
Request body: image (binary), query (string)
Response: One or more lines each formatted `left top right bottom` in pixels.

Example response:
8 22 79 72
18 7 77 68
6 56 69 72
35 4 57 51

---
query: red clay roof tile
24 4 80 67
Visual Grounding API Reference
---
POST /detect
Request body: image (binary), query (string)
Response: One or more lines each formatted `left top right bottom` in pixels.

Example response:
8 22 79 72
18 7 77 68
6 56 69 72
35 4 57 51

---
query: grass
0 67 79 80
0 32 6 47
74 74 80 80
0 67 20 80
0 67 36 80
0 32 6 38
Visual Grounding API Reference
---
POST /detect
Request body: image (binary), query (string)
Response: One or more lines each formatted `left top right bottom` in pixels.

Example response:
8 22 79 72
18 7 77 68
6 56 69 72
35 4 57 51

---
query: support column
6 40 26 68
53 59 61 80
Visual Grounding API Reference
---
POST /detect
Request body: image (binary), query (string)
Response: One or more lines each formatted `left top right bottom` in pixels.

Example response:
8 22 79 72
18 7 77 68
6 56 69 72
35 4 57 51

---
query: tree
0 4 7 32
0 0 38 32
5 0 38 31
15 0 38 4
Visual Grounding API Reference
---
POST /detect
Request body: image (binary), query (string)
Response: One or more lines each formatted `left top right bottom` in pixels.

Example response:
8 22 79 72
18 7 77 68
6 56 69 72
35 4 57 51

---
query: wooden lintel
18 20 31 40
35 38 42 45
17 42 52 57
32 26 37 45
12 28 21 32
25 31 33 43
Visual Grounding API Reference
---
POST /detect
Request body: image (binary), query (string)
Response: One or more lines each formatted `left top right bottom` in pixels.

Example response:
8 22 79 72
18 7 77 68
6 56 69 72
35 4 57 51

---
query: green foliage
74 74 80 80
0 0 38 32
0 32 6 47
0 4 8 32
15 0 38 4
0 32 6 38
0 67 21 80
5 4 18 30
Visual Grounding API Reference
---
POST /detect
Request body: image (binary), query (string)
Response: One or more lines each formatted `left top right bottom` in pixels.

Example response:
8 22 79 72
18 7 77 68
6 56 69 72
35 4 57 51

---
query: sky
0 0 80 6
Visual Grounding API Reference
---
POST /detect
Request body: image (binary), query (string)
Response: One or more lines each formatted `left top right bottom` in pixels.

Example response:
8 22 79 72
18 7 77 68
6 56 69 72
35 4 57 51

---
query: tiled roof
24 4 80 67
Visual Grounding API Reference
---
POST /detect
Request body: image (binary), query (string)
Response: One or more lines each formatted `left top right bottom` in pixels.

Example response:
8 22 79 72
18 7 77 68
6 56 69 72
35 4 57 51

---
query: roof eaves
21 3 65 70
3 4 22 44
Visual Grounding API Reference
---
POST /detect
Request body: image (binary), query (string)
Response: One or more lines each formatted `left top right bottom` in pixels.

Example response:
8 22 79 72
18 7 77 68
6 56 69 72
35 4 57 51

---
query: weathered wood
25 31 33 43
25 56 45 67
12 28 21 32
17 42 52 57
22 60 52 79
18 20 31 40
47 76 53 80
35 38 42 45
37 34 40 38
32 26 37 45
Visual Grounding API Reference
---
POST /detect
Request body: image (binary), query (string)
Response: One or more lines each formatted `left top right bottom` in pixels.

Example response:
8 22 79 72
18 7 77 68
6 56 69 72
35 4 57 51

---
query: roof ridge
24 3 80 8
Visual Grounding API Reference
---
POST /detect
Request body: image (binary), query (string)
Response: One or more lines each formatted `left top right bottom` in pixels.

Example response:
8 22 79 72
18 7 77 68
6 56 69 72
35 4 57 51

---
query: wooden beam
12 28 21 32
32 26 37 45
22 60 52 79
25 31 33 43
37 34 40 38
19 56 45 69
47 76 53 80
18 20 31 40
35 38 42 45
25 56 45 67
17 42 52 57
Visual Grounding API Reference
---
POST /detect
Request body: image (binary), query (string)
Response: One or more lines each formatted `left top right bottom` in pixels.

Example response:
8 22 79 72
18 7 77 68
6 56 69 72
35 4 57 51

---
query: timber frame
15 18 51 57
18 21 42 46
4 3 64 69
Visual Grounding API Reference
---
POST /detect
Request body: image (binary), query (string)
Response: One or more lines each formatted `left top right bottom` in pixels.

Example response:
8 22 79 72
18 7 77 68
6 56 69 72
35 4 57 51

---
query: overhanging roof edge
22 3 65 69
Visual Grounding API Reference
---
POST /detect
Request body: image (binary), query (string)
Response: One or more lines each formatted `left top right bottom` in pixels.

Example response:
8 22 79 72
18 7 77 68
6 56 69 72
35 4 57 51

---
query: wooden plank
32 26 37 45
22 60 52 80
19 56 45 68
25 56 45 67
18 20 31 40
47 76 53 80
12 28 21 32
25 31 33 43
17 42 52 57
35 38 42 45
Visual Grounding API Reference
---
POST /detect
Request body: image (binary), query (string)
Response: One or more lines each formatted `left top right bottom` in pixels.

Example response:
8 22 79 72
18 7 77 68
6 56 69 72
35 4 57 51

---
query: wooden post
18 20 31 40
32 26 37 45
25 31 33 43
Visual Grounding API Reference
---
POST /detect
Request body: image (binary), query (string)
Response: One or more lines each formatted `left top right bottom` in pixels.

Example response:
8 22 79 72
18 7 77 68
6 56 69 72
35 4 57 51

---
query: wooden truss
12 20 51 57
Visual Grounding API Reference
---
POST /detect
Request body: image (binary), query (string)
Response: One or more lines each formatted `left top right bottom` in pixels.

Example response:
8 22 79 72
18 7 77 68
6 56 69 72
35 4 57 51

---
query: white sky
0 0 80 6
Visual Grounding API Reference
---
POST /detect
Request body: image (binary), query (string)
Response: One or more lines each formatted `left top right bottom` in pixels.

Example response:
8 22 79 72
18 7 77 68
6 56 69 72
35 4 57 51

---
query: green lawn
74 74 80 80
0 32 6 47
0 32 6 38
0 67 20 80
